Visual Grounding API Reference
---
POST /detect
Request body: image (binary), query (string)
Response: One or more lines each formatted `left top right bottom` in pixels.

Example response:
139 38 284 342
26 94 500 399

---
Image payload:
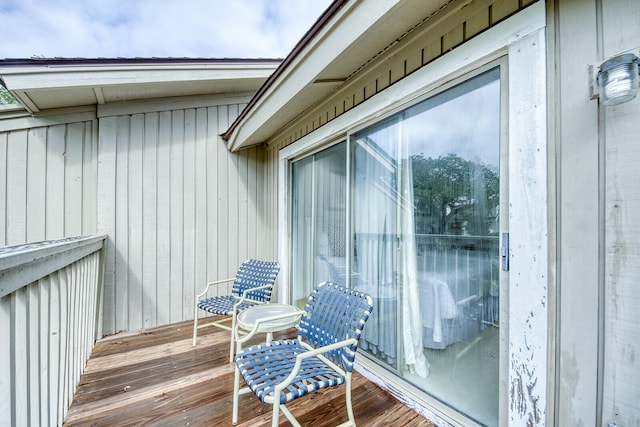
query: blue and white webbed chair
232 281 373 427
192 259 280 362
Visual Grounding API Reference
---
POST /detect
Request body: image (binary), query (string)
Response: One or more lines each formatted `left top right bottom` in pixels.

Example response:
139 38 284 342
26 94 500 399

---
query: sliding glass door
290 67 504 426
290 143 347 307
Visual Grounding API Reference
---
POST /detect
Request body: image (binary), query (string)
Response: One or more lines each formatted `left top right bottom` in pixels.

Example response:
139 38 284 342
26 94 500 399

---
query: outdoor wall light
594 53 640 106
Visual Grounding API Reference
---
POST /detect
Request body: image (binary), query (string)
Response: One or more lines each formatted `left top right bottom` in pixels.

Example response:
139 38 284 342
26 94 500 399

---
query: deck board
64 318 434 426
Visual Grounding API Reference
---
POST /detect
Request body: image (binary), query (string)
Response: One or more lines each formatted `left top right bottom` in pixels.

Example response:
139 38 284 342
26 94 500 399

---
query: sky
0 0 333 59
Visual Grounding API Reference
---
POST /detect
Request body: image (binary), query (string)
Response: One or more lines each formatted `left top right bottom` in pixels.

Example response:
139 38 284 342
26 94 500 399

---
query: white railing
0 235 106 427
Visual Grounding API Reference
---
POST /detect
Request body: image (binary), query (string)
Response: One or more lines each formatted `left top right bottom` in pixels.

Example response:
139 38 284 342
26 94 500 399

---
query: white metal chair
192 259 280 362
232 281 373 427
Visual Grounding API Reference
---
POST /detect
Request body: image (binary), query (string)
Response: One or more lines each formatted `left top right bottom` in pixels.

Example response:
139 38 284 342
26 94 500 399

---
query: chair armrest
195 277 236 299
274 338 357 393
233 284 273 307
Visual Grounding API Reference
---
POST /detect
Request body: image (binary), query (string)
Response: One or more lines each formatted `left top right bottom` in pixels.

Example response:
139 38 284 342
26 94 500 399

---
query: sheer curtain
397 134 429 378
353 120 429 378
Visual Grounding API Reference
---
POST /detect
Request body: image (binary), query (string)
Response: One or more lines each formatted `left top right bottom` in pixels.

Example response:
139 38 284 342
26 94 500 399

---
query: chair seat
236 339 346 404
197 295 257 316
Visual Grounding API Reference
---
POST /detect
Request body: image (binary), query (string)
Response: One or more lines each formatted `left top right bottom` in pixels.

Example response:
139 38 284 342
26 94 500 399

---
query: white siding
0 119 98 246
96 103 271 334
556 1 640 425
601 1 640 425
1 99 271 336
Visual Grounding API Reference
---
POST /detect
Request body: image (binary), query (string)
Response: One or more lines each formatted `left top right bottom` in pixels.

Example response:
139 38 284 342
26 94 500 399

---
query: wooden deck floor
64 318 434 426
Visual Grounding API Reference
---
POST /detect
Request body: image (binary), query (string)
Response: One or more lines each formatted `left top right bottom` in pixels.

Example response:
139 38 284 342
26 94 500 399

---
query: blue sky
0 0 333 59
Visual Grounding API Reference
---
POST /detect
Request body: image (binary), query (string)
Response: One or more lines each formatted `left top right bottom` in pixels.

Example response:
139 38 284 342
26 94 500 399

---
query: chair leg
272 391 281 427
232 365 241 425
345 374 356 426
230 311 238 362
192 303 200 346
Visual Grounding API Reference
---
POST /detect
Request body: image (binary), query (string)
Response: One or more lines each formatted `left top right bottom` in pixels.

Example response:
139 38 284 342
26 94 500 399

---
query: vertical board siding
114 115 130 333
0 121 98 247
555 1 601 425
142 112 158 329
6 130 27 244
0 241 104 427
602 1 640 425
97 103 270 335
216 105 231 285
156 111 172 326
26 128 47 242
97 116 117 334
182 108 196 320
0 133 6 244
169 110 185 322
46 126 66 240
128 114 144 331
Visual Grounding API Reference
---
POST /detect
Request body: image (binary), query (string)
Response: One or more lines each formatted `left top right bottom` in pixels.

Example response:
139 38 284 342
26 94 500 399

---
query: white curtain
397 135 429 378
354 121 429 378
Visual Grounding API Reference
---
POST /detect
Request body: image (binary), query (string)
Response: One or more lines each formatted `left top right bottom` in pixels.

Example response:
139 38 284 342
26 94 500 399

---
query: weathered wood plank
64 319 434 427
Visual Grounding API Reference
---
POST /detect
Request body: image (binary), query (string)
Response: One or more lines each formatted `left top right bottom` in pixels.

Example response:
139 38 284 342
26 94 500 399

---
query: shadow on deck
63 318 433 426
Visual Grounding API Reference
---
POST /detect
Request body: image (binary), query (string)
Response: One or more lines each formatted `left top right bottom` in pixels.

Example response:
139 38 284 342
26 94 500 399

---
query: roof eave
224 0 458 152
0 58 281 114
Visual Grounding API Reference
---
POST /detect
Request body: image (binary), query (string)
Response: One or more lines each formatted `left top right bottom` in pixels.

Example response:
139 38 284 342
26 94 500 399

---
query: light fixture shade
597 53 640 106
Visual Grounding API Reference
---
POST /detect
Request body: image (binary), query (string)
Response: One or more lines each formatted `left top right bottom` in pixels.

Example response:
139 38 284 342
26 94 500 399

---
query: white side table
234 303 304 354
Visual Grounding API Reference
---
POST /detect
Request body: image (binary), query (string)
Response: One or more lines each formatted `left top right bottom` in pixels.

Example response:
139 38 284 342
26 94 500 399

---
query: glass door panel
351 68 502 426
290 143 347 307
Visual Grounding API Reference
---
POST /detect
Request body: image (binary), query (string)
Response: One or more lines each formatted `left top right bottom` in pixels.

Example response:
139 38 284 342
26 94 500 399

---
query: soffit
0 59 280 113
225 0 452 151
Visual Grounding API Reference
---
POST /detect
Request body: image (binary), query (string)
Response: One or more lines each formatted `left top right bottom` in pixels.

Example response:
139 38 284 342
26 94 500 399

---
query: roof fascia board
226 0 406 151
0 62 279 91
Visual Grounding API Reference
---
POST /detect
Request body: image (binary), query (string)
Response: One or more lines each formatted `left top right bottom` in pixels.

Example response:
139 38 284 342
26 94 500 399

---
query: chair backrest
298 281 373 372
232 259 280 302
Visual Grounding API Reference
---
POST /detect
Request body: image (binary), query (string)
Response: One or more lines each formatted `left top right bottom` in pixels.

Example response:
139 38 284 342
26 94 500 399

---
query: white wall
555 0 640 425
96 100 271 334
1 97 274 336
600 1 640 425
0 110 98 245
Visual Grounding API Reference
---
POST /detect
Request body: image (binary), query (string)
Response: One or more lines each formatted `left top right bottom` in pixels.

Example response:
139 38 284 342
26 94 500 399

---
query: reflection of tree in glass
411 153 499 236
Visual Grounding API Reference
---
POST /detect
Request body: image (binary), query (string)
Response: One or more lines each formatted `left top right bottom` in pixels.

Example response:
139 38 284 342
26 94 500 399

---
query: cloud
0 0 332 59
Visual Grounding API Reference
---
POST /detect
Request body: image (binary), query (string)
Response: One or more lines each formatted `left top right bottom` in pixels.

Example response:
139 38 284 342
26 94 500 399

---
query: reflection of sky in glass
404 77 500 170
354 70 500 171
